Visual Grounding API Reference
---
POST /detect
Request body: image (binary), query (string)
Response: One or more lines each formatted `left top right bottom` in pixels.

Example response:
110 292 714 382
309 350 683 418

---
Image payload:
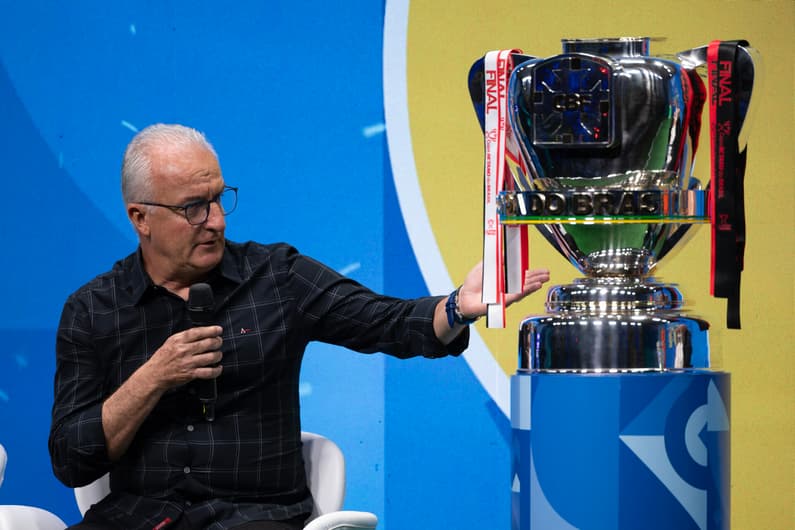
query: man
49 124 550 530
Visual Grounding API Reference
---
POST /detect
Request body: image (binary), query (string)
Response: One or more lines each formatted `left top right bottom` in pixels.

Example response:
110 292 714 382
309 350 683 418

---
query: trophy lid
561 37 650 57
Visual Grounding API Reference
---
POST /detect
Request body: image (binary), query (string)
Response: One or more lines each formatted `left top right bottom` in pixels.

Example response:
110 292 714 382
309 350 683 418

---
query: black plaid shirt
49 241 468 529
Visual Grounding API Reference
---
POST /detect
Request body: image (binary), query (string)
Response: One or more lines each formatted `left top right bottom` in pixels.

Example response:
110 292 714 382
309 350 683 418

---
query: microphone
188 283 217 421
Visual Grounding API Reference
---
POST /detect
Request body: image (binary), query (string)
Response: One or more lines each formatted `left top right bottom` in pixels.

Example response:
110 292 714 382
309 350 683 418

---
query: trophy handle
677 44 762 151
467 53 537 133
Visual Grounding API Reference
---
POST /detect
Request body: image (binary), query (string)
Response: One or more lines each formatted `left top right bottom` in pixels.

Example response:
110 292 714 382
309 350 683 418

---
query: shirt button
183 466 191 474
187 424 195 432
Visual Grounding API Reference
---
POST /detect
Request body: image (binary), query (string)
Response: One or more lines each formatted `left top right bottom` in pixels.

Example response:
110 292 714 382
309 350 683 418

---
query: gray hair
121 123 218 203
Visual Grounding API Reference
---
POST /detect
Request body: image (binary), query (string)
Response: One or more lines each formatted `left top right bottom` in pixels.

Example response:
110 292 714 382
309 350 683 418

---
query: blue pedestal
511 371 730 530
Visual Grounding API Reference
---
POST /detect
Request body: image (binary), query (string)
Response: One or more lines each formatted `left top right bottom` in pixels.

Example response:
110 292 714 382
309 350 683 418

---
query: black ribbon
708 40 749 329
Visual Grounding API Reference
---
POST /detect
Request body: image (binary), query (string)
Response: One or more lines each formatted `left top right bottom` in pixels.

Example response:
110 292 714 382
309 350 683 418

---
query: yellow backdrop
405 1 794 527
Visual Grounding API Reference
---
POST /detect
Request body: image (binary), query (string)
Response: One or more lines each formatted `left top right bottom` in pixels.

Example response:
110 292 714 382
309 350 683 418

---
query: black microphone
188 283 217 421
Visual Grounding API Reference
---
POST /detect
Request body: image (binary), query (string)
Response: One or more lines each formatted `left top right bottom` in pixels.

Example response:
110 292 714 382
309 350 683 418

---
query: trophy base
519 277 710 371
510 370 730 529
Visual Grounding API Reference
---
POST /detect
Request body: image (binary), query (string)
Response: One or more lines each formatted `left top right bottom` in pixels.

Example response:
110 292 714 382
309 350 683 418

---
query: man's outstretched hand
457 261 550 320
434 261 551 344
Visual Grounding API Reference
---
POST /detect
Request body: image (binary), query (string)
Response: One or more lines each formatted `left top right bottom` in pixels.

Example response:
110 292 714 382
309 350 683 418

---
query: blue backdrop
0 2 509 528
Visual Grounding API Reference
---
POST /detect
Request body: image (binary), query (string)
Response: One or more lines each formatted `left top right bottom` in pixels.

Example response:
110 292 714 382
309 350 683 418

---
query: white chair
300 432 377 530
0 444 5 488
75 432 377 530
0 443 69 530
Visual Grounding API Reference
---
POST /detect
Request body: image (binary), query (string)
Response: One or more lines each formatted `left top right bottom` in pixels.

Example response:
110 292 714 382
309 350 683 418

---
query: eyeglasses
135 186 238 225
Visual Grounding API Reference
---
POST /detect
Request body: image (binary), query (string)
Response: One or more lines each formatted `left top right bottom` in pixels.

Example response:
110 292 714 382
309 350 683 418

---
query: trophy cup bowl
500 37 716 371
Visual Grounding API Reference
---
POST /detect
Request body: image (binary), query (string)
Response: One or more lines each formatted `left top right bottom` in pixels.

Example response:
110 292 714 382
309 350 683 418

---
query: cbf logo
529 54 614 147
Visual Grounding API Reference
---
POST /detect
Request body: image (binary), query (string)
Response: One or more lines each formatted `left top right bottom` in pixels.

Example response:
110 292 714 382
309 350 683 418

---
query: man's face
135 142 227 285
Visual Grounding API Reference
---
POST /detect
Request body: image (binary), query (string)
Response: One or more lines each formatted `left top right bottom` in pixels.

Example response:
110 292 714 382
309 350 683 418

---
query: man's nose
205 200 226 229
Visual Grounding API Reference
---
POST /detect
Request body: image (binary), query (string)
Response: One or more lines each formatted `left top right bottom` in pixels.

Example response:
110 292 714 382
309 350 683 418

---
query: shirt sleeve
285 248 469 359
49 292 113 487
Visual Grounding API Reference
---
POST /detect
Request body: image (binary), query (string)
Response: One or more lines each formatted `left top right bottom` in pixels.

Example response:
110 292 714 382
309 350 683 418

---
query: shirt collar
123 242 243 304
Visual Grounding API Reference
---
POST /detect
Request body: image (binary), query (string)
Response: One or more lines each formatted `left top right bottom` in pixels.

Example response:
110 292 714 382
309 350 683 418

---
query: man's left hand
457 261 550 321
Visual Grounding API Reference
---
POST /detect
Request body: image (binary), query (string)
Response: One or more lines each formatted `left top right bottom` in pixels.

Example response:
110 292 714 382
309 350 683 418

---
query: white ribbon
482 49 528 328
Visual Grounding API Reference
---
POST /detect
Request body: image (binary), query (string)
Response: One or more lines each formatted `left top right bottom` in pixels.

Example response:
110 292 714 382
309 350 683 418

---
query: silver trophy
470 37 758 371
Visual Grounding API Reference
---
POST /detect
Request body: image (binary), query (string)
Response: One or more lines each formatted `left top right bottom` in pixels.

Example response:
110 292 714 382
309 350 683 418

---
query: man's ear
127 204 151 238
